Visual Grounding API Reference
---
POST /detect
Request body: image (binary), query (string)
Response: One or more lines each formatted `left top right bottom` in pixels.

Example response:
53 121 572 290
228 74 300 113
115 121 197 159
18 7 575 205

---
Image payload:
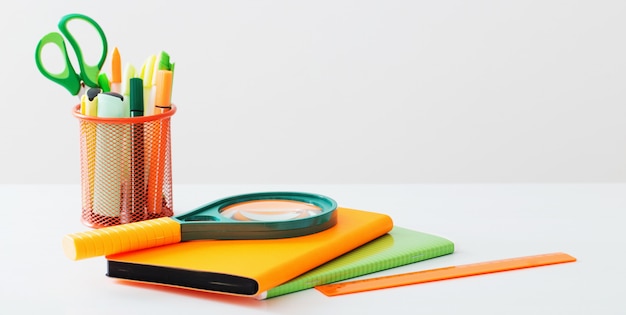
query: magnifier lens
220 200 322 222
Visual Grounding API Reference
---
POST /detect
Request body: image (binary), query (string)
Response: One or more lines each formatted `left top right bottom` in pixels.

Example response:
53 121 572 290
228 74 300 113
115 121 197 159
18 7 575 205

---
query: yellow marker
80 94 87 115
78 94 96 216
122 63 137 96
140 54 156 115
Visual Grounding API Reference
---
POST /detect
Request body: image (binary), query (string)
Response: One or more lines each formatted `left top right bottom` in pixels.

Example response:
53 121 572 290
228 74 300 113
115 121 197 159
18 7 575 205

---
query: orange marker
316 252 576 296
146 70 173 217
154 70 173 113
110 47 122 93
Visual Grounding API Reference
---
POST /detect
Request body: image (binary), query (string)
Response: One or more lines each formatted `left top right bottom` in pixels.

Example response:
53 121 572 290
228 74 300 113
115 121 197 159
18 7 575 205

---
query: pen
129 78 146 222
110 47 122 93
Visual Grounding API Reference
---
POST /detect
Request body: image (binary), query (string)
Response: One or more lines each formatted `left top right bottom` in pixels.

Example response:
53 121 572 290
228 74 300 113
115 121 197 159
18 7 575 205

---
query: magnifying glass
63 192 338 260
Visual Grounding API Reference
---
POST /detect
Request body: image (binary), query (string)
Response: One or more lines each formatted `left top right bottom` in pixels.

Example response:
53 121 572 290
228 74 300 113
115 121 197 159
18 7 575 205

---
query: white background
3 0 626 184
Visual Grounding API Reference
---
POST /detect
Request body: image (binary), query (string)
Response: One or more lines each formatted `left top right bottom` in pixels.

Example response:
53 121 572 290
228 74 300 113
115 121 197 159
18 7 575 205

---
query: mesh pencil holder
73 104 176 228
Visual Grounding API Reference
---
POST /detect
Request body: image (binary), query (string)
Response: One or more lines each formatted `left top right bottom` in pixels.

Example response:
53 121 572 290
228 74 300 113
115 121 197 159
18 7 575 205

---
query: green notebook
256 226 454 299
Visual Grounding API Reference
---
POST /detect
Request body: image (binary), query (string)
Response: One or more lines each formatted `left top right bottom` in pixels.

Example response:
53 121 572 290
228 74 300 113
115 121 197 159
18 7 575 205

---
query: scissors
35 13 108 98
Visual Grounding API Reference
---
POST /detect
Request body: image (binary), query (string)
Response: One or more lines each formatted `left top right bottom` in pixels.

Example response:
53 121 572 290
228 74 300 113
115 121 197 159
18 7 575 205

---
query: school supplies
258 226 454 299
110 47 122 94
106 207 394 297
98 73 111 92
154 70 173 113
129 78 146 221
315 252 577 296
63 192 339 260
35 13 108 98
122 63 137 100
147 70 173 217
36 13 179 228
140 55 157 115
151 51 175 112
73 104 176 228
93 93 130 218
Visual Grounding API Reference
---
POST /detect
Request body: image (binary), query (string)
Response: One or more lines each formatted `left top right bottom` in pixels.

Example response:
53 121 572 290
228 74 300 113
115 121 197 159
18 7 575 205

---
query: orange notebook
106 207 393 297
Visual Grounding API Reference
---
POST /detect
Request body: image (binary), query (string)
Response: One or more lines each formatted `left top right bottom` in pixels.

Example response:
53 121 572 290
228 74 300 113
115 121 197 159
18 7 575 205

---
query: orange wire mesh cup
73 104 176 228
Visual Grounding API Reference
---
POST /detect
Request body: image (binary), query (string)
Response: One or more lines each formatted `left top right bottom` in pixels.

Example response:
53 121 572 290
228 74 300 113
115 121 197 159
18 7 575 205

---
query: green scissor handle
35 32 82 95
34 13 108 96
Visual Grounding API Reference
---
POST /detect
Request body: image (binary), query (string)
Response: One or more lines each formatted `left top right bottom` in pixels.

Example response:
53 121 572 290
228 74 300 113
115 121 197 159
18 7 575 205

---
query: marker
147 70 173 217
153 51 172 82
79 93 94 216
94 92 129 219
82 87 101 218
85 87 101 116
121 63 137 118
122 63 137 97
98 73 111 93
87 87 102 101
130 78 144 117
110 47 122 93
139 57 156 213
97 92 125 116
128 78 146 223
80 94 87 115
140 54 156 116
100 91 127 117
156 51 172 72
154 70 173 113
150 51 173 115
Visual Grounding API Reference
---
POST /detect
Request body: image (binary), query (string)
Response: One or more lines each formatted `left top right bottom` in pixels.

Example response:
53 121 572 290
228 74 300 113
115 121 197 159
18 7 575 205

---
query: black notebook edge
107 261 259 296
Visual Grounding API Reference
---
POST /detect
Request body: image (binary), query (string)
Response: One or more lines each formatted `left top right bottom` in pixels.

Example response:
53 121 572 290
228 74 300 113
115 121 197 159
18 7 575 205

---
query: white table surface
1 184 623 314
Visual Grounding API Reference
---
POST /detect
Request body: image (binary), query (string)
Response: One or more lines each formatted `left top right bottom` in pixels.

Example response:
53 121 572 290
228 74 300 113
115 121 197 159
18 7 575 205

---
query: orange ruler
315 252 576 297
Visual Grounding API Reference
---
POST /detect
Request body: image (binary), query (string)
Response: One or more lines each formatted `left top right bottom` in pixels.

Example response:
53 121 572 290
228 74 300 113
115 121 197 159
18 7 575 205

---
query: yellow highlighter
140 55 156 116
78 89 100 219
